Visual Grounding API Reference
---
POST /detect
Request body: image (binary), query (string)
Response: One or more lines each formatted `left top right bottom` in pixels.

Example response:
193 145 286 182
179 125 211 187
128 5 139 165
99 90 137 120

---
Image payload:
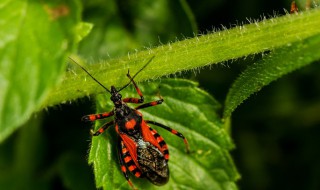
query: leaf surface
0 0 80 141
223 34 320 118
88 79 239 190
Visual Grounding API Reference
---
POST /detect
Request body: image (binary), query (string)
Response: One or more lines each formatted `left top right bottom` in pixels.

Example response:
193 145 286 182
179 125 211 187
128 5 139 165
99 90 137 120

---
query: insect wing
119 133 140 170
139 120 170 185
137 143 169 186
140 120 170 160
140 120 162 151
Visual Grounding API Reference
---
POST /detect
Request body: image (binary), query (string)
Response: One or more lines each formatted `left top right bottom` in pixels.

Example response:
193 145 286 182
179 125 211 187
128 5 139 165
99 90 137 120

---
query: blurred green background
1 0 320 189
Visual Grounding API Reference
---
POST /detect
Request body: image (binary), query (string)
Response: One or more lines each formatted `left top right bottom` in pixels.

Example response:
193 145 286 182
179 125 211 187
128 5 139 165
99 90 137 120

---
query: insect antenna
69 57 111 93
118 56 155 92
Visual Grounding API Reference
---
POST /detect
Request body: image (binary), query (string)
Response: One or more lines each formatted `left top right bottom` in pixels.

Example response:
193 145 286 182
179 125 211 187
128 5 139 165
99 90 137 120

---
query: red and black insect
71 57 190 189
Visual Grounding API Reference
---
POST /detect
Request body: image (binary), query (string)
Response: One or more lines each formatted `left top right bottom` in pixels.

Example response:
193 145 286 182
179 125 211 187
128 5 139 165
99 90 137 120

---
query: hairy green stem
43 8 320 108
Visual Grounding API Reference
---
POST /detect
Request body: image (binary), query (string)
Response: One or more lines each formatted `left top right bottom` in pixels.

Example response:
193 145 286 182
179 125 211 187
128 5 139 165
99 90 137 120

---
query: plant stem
42 8 320 108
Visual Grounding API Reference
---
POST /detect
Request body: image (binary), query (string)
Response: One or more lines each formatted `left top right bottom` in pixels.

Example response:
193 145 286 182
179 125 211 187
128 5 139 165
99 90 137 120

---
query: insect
70 57 190 189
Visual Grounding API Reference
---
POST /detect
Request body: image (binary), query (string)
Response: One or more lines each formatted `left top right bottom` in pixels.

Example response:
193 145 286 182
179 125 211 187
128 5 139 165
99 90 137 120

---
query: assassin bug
70 57 190 189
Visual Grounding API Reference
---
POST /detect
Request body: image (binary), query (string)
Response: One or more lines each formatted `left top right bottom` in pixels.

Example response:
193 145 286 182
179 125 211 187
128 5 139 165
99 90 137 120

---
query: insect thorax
114 104 133 119
115 104 142 135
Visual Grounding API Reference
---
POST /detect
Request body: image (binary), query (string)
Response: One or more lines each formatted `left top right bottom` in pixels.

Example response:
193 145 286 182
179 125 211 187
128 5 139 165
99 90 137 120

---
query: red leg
147 126 170 161
91 120 114 136
118 138 139 190
123 97 144 104
135 99 164 110
82 111 114 122
123 72 144 103
145 120 190 153
127 71 144 99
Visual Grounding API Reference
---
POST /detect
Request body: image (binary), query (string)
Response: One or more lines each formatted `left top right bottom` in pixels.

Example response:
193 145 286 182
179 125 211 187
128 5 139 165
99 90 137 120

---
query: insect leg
82 111 114 122
147 126 170 161
91 120 114 136
123 71 144 103
118 138 137 190
134 99 164 110
123 97 144 104
145 120 190 153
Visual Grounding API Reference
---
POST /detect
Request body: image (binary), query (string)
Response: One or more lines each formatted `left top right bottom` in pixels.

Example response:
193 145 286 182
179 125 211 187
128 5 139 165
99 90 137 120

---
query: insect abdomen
137 143 169 186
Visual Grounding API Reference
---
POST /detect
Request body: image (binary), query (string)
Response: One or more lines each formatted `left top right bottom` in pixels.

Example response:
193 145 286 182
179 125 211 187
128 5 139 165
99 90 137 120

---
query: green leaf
223 34 320 118
79 0 131 58
75 22 93 43
43 8 320 108
88 79 239 190
0 0 81 142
